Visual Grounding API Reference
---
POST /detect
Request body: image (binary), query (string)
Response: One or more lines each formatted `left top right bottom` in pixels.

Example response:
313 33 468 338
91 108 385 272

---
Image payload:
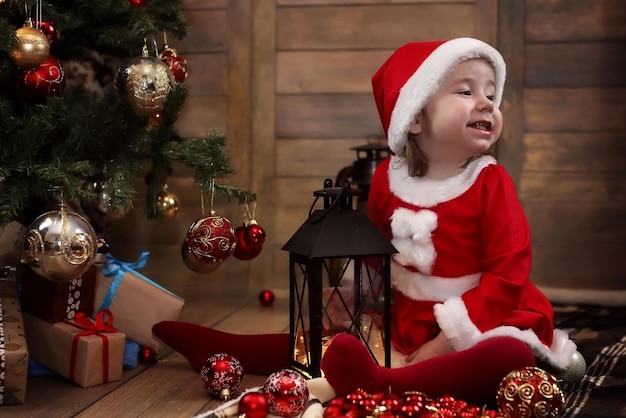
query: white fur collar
388 155 497 207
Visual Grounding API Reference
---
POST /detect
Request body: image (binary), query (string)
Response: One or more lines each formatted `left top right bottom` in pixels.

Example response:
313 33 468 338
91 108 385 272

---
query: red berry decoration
258 289 275 307
238 391 270 418
262 369 309 418
184 211 236 269
139 347 156 364
17 55 65 101
497 367 564 418
200 353 244 401
159 45 188 83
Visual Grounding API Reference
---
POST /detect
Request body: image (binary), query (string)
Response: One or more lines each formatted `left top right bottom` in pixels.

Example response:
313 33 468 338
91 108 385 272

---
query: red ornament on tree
37 20 60 45
262 369 309 418
497 367 564 418
128 0 146 7
200 353 244 400
258 290 275 307
184 211 236 269
159 44 188 83
17 55 65 101
233 220 266 261
238 391 270 418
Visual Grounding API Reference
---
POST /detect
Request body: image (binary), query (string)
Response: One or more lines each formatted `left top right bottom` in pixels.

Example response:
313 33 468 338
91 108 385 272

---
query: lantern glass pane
292 260 311 369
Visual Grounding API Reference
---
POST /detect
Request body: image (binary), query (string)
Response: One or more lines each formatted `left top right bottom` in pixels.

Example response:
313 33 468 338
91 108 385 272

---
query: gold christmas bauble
157 189 180 219
181 242 223 274
21 205 97 282
115 55 175 118
10 25 50 69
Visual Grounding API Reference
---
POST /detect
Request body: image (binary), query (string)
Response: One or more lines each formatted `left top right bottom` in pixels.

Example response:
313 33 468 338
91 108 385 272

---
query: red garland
64 309 117 383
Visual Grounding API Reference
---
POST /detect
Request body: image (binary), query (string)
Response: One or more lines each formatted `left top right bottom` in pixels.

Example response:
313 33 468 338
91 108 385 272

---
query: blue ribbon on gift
100 252 181 312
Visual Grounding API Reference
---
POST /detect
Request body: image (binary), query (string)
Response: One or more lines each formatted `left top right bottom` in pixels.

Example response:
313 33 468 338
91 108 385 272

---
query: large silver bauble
115 55 175 118
21 208 97 282
555 350 587 383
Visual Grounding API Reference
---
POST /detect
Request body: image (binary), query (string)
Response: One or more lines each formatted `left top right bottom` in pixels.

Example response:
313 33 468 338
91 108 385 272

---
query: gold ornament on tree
21 197 97 282
114 39 175 118
156 185 180 219
10 18 50 69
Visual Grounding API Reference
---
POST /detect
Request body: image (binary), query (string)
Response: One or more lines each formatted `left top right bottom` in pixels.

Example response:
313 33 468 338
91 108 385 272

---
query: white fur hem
434 297 577 370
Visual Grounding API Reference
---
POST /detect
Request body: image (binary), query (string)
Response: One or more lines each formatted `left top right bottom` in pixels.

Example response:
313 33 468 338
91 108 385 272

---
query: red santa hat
372 37 506 155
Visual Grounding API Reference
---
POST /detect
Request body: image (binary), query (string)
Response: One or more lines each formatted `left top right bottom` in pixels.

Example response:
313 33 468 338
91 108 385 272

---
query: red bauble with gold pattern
185 211 236 266
17 55 65 101
159 45 188 83
497 367 564 418
200 353 244 401
262 369 309 418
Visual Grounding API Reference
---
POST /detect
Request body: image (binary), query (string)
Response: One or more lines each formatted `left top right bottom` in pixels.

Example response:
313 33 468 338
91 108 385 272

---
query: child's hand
404 332 454 364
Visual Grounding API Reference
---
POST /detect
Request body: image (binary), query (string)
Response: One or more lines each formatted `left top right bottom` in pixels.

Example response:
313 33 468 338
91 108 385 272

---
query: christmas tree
0 0 255 237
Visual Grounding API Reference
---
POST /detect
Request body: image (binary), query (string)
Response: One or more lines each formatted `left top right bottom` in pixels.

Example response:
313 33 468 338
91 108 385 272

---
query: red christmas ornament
258 290 275 307
244 222 266 248
159 45 188 83
262 369 309 418
233 225 263 261
139 347 156 364
497 367 564 418
17 55 65 101
238 391 270 418
200 353 244 400
37 20 60 45
181 241 223 274
128 0 146 7
185 211 236 267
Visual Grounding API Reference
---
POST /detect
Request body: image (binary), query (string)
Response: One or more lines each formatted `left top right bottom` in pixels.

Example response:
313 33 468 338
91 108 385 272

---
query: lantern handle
307 181 352 224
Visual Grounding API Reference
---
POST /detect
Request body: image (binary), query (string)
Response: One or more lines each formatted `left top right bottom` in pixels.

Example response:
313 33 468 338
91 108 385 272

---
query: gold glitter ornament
10 20 50 69
21 200 97 282
114 44 175 118
156 187 180 219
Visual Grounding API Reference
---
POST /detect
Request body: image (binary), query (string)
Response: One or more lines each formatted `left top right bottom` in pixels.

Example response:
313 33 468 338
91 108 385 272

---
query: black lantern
282 179 397 378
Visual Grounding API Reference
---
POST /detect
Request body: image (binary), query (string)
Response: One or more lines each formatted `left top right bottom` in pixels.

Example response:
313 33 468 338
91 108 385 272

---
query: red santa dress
368 154 575 369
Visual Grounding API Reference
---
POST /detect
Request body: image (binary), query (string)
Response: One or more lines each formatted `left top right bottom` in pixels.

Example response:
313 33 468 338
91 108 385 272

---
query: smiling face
408 58 503 171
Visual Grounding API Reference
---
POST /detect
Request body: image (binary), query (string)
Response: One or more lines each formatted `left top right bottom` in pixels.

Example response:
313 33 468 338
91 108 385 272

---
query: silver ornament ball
21 207 97 282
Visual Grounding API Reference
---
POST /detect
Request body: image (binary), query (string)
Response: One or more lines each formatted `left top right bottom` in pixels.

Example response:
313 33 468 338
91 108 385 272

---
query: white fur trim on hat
387 38 506 155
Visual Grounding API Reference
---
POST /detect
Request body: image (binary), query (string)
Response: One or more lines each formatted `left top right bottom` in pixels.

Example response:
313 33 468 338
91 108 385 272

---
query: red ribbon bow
65 309 117 384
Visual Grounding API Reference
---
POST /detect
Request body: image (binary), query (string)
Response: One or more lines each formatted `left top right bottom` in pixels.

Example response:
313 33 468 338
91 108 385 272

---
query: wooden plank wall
109 0 626 301
499 0 626 295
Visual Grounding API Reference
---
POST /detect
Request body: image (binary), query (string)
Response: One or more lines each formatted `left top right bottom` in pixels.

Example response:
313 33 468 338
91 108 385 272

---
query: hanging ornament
185 211 236 266
238 391 270 418
115 40 175 118
262 369 309 418
159 45 188 83
181 241 223 274
36 20 60 45
258 290 275 307
156 185 180 219
17 55 66 102
10 19 50 69
497 367 564 418
21 199 97 282
128 0 146 7
233 203 266 261
200 353 244 401
84 179 131 222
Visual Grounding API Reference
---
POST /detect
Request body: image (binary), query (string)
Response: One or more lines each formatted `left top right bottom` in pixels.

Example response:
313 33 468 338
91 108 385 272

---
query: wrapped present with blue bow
92 252 185 351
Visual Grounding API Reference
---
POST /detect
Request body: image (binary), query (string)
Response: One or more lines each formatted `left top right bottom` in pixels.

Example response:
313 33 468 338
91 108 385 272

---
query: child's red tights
153 321 534 403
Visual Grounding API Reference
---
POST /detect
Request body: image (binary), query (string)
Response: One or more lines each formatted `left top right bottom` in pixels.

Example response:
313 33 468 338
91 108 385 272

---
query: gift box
23 310 125 388
19 264 97 323
0 279 29 405
93 252 185 351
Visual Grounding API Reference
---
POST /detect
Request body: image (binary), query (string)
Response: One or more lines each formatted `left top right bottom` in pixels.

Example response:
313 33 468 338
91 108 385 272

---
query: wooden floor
5 279 290 418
